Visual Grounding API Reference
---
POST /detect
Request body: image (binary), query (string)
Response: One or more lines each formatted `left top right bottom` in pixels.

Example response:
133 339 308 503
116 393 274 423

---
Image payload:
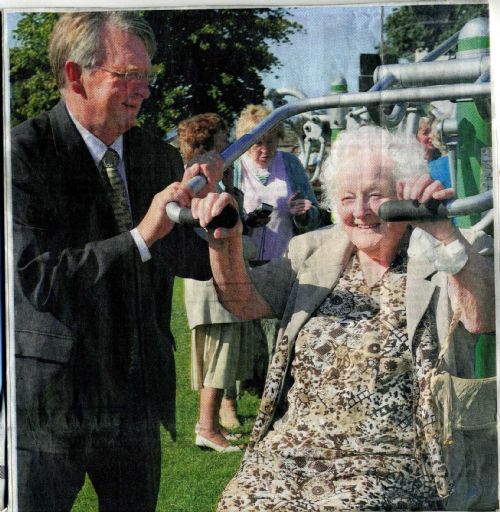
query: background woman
179 113 261 452
193 125 494 509
417 115 452 189
233 104 321 264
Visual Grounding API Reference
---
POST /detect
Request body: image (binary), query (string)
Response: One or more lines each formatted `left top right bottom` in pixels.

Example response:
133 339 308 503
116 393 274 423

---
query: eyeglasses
91 65 158 87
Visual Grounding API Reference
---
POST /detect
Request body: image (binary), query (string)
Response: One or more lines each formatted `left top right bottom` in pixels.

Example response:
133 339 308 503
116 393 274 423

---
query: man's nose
131 79 151 99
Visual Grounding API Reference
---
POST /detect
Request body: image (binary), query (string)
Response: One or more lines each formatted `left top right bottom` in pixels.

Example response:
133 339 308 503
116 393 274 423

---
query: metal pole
373 56 490 87
455 18 491 229
220 82 491 169
369 30 460 127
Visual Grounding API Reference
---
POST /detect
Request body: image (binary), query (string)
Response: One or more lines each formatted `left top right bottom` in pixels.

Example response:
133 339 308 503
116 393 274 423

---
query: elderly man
11 11 222 512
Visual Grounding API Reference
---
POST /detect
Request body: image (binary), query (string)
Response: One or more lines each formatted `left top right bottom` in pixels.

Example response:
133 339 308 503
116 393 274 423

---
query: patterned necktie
100 148 132 232
100 148 138 375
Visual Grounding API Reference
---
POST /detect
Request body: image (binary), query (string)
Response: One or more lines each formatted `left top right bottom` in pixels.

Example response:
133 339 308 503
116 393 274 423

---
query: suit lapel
49 101 99 180
123 129 155 227
48 101 118 233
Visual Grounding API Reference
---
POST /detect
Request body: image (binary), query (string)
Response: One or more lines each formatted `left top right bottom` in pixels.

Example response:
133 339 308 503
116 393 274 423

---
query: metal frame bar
374 56 490 87
220 82 491 168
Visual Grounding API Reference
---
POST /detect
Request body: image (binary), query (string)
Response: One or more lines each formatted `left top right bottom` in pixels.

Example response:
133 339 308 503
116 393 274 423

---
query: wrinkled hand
288 192 312 217
184 151 224 197
191 192 243 240
396 174 456 241
137 181 195 247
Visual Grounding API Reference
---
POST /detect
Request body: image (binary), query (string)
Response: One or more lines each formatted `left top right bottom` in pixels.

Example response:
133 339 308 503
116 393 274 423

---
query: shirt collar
66 107 123 167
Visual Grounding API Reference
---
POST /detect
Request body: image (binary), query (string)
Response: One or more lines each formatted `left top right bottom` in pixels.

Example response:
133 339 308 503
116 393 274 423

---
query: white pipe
374 56 490 87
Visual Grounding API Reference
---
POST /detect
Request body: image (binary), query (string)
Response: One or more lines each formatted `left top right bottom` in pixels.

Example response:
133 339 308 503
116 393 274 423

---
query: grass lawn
72 278 260 512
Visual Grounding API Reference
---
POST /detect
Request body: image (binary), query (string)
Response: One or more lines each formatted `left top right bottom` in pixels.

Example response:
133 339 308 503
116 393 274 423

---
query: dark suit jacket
11 101 211 452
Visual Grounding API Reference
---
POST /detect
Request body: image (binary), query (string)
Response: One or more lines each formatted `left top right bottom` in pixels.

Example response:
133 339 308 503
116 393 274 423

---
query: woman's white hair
321 125 428 210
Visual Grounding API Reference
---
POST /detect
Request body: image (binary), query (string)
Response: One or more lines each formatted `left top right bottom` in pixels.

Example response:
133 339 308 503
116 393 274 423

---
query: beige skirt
191 321 266 391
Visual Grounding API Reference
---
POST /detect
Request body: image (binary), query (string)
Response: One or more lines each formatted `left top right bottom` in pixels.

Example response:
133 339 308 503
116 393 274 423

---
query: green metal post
456 17 494 378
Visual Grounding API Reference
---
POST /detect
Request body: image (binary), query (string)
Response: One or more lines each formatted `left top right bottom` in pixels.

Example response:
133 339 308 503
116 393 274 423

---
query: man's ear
64 61 86 97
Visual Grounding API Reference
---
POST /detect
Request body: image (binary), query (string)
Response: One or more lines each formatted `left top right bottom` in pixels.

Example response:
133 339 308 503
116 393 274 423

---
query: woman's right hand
396 174 456 242
288 191 313 217
191 192 243 240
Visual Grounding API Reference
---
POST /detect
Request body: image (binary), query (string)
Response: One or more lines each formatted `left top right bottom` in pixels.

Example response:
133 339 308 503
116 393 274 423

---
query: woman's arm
438 228 494 334
399 175 495 333
192 192 273 320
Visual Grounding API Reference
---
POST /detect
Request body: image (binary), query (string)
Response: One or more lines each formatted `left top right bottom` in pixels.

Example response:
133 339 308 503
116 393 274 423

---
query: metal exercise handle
166 83 491 226
165 175 239 229
379 199 449 222
379 191 493 222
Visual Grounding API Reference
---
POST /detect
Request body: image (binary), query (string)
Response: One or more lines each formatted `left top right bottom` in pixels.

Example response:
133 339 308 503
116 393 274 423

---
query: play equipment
165 17 495 386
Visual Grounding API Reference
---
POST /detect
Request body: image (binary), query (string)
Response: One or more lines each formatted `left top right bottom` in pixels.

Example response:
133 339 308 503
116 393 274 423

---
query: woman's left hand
396 174 457 242
288 192 313 217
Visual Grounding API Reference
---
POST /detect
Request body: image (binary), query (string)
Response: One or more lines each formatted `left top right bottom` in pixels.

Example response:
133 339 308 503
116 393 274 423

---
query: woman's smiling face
336 150 406 257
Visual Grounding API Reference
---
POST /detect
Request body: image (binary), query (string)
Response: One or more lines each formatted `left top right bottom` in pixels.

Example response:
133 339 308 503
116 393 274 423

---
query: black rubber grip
378 199 449 222
177 204 239 229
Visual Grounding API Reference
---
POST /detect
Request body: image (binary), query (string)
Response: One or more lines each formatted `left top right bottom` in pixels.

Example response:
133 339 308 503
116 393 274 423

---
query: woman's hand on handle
396 174 456 243
191 192 243 239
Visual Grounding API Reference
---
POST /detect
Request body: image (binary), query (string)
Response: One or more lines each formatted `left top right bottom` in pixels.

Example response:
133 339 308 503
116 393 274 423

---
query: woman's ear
64 60 86 97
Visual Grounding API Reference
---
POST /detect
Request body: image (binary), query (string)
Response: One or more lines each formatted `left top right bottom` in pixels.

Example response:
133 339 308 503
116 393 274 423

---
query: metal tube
418 31 460 62
379 190 492 221
472 208 494 232
220 82 491 169
373 56 490 87
405 109 419 137
309 139 326 183
264 87 307 100
447 190 492 216
441 118 458 138
369 31 459 127
447 145 458 191
369 73 397 92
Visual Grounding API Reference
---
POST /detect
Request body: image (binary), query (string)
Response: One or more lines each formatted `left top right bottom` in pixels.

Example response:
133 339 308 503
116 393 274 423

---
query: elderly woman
234 104 322 263
192 126 494 510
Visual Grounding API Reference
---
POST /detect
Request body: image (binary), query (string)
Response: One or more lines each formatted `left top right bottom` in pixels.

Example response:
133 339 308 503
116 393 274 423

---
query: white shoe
194 422 241 441
195 433 242 453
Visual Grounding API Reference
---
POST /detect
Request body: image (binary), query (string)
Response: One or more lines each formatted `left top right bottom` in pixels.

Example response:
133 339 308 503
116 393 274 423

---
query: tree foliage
382 4 489 61
9 13 60 126
143 9 301 131
9 9 302 131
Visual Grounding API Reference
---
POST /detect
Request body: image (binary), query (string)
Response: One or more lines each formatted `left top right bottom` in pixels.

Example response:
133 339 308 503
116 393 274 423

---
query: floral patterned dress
218 254 448 511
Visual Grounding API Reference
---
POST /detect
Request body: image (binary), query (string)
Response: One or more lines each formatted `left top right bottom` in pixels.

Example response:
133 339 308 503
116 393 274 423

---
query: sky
260 5 394 98
6 5 395 100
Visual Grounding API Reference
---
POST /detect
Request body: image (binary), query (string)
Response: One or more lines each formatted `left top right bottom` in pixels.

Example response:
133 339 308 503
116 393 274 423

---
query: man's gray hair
321 125 428 210
49 11 156 90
